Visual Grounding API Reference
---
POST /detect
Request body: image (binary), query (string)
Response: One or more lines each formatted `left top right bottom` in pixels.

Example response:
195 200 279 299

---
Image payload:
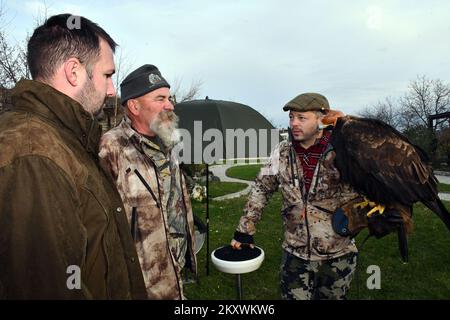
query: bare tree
358 96 400 128
399 75 450 131
1 1 30 109
359 75 450 132
111 47 133 126
0 0 47 89
0 0 5 24
0 33 30 88
33 1 49 27
171 78 203 103
356 75 450 165
113 48 133 92
398 75 450 165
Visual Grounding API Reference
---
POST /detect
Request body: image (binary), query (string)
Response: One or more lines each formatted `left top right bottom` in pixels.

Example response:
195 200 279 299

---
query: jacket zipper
179 169 195 275
292 143 328 260
305 158 323 260
149 159 183 300
130 140 183 300
290 144 312 259
303 193 312 260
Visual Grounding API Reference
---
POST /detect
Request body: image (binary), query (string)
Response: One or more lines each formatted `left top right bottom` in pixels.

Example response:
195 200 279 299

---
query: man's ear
127 99 140 116
63 58 82 87
316 115 323 131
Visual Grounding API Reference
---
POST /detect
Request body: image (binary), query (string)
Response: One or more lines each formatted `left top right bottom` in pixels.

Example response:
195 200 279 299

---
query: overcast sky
2 0 450 127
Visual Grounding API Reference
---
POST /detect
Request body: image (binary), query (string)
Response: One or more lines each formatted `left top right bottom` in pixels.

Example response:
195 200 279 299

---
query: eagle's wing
331 116 436 205
330 116 450 231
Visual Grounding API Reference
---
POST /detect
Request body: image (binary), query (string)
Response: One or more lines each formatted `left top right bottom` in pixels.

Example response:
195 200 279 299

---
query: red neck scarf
293 130 331 193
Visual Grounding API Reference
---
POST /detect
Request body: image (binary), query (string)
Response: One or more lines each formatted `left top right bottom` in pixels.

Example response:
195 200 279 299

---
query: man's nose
165 99 174 111
107 78 116 97
290 117 300 126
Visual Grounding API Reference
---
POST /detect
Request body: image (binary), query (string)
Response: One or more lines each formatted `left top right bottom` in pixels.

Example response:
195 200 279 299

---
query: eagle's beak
322 109 345 127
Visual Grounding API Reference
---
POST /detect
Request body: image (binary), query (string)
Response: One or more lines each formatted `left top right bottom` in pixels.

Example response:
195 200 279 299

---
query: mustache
158 110 178 123
149 111 180 148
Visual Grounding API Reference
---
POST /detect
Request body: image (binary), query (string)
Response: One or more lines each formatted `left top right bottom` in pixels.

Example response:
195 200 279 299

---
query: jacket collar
11 79 102 154
119 116 167 154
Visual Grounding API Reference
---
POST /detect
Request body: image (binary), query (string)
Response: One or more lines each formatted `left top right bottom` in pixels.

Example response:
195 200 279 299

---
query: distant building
279 128 288 141
98 96 125 132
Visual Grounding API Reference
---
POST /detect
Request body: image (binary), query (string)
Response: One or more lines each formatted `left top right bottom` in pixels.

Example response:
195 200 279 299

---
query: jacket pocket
281 204 307 246
122 168 160 208
126 203 164 241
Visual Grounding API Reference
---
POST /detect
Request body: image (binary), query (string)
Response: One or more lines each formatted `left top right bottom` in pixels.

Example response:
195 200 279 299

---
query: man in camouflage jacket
99 65 197 299
231 93 364 300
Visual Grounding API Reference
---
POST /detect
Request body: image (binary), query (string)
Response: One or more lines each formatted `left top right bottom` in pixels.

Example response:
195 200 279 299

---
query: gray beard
149 111 180 148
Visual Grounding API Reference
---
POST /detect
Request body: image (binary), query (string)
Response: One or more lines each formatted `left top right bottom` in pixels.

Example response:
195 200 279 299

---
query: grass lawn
185 164 450 300
348 201 450 299
187 196 450 300
187 192 284 300
208 181 248 198
226 164 263 181
439 183 450 193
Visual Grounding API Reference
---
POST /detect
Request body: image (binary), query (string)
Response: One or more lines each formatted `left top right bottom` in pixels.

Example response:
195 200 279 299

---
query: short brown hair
27 14 117 80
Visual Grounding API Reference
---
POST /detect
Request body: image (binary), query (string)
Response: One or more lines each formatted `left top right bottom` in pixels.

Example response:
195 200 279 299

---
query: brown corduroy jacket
0 79 147 299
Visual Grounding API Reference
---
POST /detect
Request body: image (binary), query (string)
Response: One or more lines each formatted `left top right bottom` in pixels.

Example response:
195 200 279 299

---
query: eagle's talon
353 198 376 209
366 204 386 217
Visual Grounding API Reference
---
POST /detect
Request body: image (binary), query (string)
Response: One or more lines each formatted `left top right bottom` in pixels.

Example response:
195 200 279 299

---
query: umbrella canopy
174 97 280 276
174 97 279 164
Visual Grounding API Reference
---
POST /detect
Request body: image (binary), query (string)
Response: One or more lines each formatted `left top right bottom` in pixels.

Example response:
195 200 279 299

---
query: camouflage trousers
280 250 357 300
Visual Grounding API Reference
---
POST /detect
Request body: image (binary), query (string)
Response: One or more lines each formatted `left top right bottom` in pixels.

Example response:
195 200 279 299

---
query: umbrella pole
206 163 210 276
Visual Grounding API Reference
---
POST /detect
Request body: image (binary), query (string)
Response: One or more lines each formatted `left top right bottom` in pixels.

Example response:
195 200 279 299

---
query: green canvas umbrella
174 97 279 275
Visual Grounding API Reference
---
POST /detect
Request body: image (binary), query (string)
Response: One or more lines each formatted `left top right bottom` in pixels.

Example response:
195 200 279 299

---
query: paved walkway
437 174 450 184
210 164 255 201
437 175 450 201
209 167 450 202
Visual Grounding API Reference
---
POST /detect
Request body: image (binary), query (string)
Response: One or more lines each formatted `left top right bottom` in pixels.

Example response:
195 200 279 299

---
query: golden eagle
323 111 450 262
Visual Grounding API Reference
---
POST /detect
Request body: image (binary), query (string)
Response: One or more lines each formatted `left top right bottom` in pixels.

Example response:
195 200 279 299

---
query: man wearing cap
231 93 362 300
99 64 197 299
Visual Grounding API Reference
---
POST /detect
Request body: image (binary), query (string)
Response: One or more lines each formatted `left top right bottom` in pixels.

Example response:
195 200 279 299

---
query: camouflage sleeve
338 183 362 206
98 133 120 182
236 143 282 236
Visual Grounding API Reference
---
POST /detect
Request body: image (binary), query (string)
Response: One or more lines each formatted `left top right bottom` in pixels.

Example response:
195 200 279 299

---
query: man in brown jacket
0 14 146 299
99 64 197 299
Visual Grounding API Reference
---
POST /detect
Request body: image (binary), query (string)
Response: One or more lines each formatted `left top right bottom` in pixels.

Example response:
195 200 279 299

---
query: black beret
120 64 170 106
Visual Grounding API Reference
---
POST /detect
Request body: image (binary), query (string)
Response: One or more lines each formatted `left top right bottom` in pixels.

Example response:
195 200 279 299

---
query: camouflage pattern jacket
236 138 361 261
99 118 197 299
0 80 147 299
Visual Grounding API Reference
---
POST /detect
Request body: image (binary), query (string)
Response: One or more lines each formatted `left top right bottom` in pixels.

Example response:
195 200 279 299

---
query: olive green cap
283 92 330 112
